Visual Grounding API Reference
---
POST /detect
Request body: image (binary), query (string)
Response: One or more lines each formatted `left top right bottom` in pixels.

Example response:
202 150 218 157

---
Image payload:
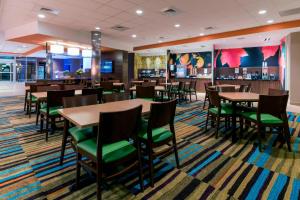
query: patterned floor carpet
1 96 300 200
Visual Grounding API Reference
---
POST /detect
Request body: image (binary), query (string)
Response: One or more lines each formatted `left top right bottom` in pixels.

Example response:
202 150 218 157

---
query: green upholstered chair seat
77 138 136 163
240 112 283 124
40 106 62 116
138 119 172 143
141 98 153 101
69 127 94 143
40 102 47 109
209 106 233 115
103 91 113 95
28 96 37 102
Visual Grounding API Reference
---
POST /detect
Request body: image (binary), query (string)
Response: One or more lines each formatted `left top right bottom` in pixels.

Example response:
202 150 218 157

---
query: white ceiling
1 0 300 53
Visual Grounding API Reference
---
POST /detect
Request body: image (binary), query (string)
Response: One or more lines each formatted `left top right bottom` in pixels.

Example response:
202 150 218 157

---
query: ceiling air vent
161 7 179 16
111 25 130 31
40 7 60 15
204 26 215 30
279 7 300 17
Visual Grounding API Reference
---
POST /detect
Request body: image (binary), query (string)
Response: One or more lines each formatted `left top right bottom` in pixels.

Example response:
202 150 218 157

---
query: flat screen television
101 60 113 73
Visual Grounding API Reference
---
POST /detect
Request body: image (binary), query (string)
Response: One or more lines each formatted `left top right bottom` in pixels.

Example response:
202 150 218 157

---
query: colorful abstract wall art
168 52 212 77
215 46 280 68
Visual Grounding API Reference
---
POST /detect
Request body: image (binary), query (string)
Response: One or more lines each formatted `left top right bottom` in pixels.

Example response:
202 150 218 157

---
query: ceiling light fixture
136 9 143 15
258 10 267 15
95 27 100 30
37 14 46 18
132 34 137 38
174 24 180 28
199 33 205 36
158 40 162 43
267 19 274 24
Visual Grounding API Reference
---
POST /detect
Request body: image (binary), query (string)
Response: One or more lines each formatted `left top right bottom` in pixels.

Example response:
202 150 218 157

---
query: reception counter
215 80 282 94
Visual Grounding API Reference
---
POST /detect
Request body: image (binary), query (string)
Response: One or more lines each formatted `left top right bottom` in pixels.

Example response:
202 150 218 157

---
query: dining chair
203 82 213 109
60 94 98 165
102 92 131 103
76 105 144 200
218 86 236 92
26 83 50 117
239 85 248 92
40 89 75 141
35 85 61 125
82 87 104 103
100 81 114 94
185 80 197 101
63 84 85 90
240 94 291 152
138 99 179 187
246 83 252 92
205 89 234 138
136 85 155 101
142 81 156 87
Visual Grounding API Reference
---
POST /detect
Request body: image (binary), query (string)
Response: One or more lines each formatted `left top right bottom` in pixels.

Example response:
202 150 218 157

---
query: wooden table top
32 90 82 100
95 82 124 86
129 86 165 91
209 84 240 89
58 99 153 128
219 92 259 102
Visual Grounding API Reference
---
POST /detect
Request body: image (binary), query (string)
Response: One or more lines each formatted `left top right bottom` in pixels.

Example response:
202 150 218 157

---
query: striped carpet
1 96 300 200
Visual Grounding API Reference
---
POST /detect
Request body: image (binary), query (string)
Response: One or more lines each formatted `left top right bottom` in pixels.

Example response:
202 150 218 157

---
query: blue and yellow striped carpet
1 96 300 200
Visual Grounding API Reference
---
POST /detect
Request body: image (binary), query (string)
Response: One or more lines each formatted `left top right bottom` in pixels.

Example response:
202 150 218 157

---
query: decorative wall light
49 44 64 54
67 47 80 56
82 49 92 57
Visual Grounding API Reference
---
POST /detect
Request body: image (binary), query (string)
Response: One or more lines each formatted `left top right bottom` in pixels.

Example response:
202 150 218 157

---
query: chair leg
203 95 207 109
36 102 40 125
189 93 192 102
45 116 49 141
137 142 144 192
148 145 154 187
257 125 263 152
96 161 103 200
284 125 292 152
195 92 197 101
40 114 44 133
172 136 180 169
29 102 32 118
240 117 244 138
215 116 220 138
75 152 82 188
205 113 209 132
60 119 69 165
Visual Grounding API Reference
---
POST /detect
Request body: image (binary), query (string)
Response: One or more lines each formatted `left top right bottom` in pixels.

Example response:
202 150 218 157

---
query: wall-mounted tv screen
101 60 113 73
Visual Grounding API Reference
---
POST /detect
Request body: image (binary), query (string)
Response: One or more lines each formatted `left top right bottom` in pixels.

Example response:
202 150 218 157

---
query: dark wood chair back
239 85 248 92
63 94 97 108
102 92 131 103
98 105 142 146
207 89 221 108
47 90 75 109
142 82 156 87
63 84 85 90
218 86 235 92
257 95 289 119
190 80 197 90
268 88 289 96
82 88 103 102
136 86 155 99
148 99 177 129
204 82 213 89
36 85 61 92
100 81 114 91
246 83 252 92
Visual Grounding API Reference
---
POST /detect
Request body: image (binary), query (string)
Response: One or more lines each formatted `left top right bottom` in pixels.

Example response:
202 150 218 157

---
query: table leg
232 102 237 142
60 118 69 165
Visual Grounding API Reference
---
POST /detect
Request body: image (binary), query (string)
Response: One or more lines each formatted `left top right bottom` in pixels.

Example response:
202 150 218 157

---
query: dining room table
129 85 166 99
31 90 82 101
58 98 154 165
219 92 259 141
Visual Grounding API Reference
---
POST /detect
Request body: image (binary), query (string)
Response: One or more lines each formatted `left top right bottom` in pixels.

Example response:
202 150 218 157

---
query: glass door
0 57 15 82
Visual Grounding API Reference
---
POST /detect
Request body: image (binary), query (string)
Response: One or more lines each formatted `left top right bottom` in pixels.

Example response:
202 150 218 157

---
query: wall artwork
168 51 212 78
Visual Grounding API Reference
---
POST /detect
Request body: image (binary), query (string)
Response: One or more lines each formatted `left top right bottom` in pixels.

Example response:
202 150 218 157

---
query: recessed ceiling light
158 40 162 43
258 10 267 15
174 24 180 28
95 27 100 30
267 19 274 24
199 33 205 36
22 45 27 48
136 9 143 15
132 34 137 38
37 14 46 18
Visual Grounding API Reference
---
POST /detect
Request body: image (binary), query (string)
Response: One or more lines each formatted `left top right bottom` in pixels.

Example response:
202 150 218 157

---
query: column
91 31 101 85
287 32 300 105
166 49 170 83
46 53 53 79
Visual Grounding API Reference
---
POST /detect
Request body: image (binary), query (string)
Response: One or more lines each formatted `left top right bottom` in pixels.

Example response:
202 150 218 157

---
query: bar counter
215 80 281 94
